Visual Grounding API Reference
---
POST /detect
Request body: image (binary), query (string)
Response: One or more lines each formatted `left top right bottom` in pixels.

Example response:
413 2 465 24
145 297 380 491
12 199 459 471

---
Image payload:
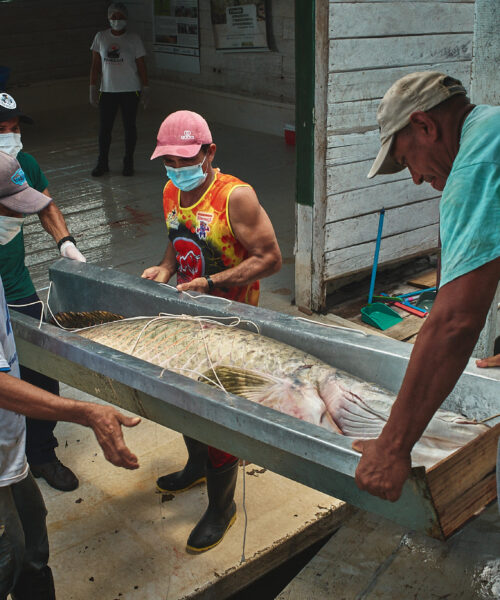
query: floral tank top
162 170 260 306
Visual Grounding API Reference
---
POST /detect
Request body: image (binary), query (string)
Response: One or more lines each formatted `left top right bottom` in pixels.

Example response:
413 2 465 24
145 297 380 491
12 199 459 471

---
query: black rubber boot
11 566 56 600
186 459 238 553
156 436 208 493
122 156 134 176
91 161 109 177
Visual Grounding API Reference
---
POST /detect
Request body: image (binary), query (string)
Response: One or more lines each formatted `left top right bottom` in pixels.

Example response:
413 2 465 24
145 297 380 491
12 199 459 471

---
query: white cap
367 72 466 179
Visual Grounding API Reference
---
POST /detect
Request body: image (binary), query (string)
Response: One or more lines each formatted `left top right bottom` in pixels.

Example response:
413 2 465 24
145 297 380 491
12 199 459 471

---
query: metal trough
10 260 500 538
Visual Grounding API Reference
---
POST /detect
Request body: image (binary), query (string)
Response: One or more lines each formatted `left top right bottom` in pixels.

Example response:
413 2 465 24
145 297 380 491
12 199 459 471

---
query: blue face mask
165 154 208 192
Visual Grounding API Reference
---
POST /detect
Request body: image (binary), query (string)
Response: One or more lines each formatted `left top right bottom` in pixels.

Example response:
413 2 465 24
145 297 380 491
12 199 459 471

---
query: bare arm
141 241 177 283
90 50 102 85
135 56 148 87
177 186 282 293
0 372 140 469
37 191 70 243
354 257 500 501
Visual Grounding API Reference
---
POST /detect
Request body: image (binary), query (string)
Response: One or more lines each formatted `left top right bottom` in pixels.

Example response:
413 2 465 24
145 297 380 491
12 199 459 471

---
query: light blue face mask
165 154 208 192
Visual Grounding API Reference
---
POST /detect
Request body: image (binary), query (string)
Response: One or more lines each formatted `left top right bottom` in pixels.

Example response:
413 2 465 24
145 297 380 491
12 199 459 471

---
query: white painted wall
323 0 475 290
126 0 295 105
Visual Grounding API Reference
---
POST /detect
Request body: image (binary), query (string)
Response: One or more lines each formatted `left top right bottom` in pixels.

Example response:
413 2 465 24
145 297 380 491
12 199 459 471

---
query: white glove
89 85 99 108
141 86 150 109
60 241 86 262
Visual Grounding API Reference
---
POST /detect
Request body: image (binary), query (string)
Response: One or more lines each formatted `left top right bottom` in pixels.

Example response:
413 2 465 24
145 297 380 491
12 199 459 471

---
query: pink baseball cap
151 110 213 160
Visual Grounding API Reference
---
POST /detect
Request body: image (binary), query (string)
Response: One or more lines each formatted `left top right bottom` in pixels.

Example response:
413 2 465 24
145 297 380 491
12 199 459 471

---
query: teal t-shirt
0 151 49 301
439 105 500 287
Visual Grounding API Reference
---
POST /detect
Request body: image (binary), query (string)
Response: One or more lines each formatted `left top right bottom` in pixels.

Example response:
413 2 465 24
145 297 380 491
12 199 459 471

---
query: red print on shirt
174 237 205 283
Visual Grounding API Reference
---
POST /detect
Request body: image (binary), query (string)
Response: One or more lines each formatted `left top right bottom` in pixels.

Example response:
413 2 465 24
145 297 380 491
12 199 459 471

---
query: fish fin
200 365 277 396
50 310 124 329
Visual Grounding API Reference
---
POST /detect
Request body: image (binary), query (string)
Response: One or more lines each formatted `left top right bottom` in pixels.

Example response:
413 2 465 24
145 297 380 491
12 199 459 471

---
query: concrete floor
12 103 500 598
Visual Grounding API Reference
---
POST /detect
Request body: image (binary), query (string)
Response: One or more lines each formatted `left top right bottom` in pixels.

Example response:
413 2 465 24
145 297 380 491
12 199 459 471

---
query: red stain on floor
110 206 154 231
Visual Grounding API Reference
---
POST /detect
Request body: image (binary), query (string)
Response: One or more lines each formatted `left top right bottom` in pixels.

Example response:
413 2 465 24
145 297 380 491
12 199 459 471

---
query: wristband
205 275 215 291
57 235 76 250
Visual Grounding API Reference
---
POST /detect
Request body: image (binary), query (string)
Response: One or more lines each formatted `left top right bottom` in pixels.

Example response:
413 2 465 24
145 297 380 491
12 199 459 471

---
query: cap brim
150 143 202 160
0 187 52 214
367 135 404 179
0 110 34 125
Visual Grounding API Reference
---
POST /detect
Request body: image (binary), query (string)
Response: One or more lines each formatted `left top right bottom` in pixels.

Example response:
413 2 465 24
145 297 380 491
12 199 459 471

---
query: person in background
0 154 140 599
90 1 149 177
354 71 500 502
143 110 281 553
0 93 86 492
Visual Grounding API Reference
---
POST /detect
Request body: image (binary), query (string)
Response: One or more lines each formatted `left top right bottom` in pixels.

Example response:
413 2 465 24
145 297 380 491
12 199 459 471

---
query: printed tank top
163 170 260 306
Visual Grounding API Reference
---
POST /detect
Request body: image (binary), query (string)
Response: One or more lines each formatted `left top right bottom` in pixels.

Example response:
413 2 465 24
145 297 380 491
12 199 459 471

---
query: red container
284 124 296 146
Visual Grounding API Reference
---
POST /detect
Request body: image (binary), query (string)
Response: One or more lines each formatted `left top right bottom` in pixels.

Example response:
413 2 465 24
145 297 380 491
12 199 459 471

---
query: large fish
60 312 488 469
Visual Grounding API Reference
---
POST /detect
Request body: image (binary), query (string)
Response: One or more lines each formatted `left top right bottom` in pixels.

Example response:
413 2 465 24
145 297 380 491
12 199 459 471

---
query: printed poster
153 0 200 73
210 0 270 52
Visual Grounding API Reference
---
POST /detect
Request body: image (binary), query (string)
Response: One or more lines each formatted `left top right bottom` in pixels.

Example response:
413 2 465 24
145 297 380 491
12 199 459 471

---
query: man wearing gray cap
354 72 500 501
0 93 86 493
0 151 141 600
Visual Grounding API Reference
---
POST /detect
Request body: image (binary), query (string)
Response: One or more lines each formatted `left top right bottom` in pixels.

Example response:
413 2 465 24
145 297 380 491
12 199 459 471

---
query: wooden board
325 199 439 250
426 423 500 539
329 34 472 73
324 225 439 280
407 270 437 289
47 413 353 600
327 61 472 105
329 2 473 38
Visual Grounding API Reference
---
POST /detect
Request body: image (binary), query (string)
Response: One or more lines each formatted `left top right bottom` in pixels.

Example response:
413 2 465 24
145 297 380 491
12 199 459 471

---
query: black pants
9 294 59 466
97 91 140 165
0 473 54 600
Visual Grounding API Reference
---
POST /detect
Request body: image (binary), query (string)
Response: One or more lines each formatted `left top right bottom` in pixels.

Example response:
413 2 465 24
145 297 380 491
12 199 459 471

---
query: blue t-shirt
0 276 28 487
439 105 500 287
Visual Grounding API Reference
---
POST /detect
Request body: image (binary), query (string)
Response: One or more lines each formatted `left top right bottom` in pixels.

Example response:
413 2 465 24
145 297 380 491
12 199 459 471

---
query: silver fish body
77 315 488 468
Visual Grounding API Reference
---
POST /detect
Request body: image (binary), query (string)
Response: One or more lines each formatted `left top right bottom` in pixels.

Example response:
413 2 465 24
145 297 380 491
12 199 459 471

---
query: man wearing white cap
0 151 141 600
354 72 500 502
0 93 86 493
143 110 282 552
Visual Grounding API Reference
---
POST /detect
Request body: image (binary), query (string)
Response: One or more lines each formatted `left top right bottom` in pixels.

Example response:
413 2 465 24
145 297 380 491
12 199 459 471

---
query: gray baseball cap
367 72 467 179
0 151 52 214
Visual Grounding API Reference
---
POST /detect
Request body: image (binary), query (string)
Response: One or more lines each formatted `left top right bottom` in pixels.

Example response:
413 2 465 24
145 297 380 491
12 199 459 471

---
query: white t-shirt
91 29 146 93
0 277 28 487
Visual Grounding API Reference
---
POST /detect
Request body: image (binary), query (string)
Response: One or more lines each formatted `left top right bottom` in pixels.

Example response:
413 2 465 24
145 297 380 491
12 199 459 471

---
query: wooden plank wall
324 0 475 282
1 0 109 86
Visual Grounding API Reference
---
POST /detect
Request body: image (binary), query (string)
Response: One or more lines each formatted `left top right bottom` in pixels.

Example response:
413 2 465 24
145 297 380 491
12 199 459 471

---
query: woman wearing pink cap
144 110 282 553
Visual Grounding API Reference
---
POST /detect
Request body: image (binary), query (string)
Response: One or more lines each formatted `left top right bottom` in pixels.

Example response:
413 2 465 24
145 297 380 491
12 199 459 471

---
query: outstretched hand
352 438 411 502
476 353 500 368
141 266 170 283
86 405 141 469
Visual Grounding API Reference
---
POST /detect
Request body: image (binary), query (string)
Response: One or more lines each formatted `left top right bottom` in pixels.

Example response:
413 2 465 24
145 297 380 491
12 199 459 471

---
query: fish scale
75 315 490 469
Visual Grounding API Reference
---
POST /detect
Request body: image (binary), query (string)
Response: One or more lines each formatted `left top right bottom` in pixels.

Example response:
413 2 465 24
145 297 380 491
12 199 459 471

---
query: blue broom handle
368 209 385 304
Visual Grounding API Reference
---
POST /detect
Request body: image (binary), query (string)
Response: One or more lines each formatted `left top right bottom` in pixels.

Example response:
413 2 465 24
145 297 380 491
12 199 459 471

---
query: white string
7 299 45 329
240 460 248 564
158 282 234 306
295 316 368 337
45 281 78 331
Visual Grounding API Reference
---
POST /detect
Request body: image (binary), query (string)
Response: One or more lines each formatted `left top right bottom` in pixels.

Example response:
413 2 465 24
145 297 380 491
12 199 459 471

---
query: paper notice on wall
153 0 200 73
210 1 269 52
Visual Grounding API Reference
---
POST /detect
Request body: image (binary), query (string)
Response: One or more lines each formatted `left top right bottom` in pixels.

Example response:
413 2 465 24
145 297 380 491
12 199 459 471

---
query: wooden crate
423 422 499 539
